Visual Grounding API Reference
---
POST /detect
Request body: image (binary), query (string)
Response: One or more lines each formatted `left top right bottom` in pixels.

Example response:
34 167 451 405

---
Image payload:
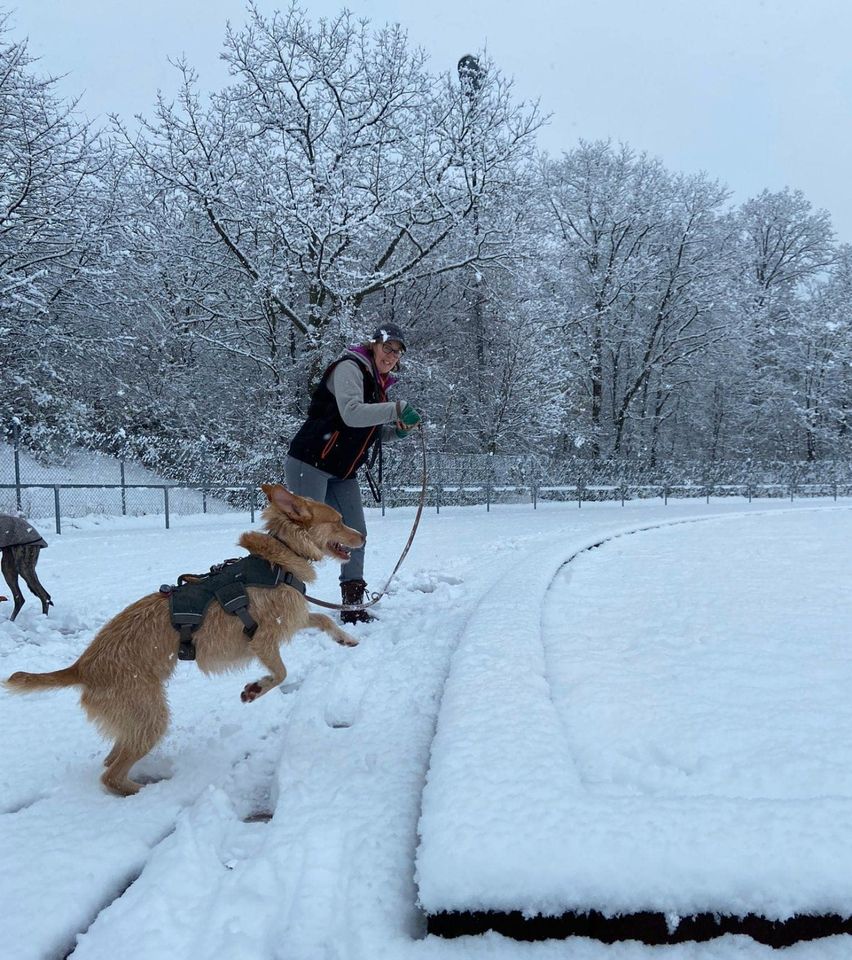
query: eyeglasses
380 343 403 358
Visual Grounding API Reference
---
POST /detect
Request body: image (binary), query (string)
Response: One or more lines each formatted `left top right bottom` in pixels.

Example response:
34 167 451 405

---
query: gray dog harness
159 555 306 661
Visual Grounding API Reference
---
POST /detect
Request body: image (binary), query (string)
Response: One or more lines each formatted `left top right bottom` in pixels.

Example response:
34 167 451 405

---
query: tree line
1 6 849 482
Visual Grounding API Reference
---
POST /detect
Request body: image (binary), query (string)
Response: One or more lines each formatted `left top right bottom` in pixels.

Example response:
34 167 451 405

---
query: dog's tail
5 664 80 693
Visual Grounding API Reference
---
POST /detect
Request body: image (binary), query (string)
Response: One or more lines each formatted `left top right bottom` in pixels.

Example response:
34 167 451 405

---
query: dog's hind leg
240 630 288 703
15 545 52 615
102 740 158 796
1 546 24 621
102 743 147 796
87 685 169 797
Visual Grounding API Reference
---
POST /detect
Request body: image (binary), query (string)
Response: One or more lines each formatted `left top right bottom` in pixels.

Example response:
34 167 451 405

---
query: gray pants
284 456 367 582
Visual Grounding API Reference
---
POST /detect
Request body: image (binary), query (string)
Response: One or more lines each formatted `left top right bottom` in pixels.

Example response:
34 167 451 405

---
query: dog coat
161 555 306 661
0 515 48 550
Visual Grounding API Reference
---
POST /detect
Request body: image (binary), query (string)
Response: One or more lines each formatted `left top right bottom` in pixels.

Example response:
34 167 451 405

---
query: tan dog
4 483 363 796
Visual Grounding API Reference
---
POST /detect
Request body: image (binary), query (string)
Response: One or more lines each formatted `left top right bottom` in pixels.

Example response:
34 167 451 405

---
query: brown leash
303 423 428 613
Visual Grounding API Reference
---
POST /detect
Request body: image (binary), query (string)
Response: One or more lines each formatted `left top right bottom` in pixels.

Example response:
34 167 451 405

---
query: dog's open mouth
328 540 352 561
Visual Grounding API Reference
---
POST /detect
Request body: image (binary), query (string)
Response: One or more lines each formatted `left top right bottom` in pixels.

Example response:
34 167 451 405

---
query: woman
285 322 421 622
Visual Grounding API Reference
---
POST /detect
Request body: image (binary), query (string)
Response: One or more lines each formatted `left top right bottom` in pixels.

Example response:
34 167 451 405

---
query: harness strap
170 608 204 661
215 583 261 639
178 624 197 661
364 465 382 503
232 605 258 639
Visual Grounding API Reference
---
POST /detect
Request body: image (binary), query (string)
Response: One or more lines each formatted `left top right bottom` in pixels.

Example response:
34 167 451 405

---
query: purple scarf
347 344 399 392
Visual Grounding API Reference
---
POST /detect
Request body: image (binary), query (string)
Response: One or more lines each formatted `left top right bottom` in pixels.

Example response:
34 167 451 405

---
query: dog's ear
261 483 312 522
261 482 279 503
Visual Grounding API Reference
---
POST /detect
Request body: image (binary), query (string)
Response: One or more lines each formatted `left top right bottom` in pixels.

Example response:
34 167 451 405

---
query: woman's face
371 339 404 376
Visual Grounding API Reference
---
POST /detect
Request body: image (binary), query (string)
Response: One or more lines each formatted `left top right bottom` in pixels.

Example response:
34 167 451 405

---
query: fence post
834 482 838 502
486 482 490 512
747 483 752 503
53 485 61 535
13 420 22 512
532 482 537 509
663 484 669 505
789 482 795 502
620 482 626 507
436 483 441 514
163 486 170 529
120 460 127 515
577 479 582 509
705 482 710 504
249 487 255 523
202 488 208 514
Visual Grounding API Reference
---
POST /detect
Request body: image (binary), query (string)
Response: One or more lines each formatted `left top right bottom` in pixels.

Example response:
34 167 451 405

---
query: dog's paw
241 681 263 703
336 633 358 647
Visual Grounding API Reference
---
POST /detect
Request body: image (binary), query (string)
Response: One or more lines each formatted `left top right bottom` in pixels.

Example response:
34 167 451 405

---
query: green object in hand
400 403 421 427
395 402 421 437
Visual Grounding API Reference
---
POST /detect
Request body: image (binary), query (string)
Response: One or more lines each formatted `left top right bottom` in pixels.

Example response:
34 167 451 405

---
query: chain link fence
1 429 249 527
378 448 852 511
2 426 850 532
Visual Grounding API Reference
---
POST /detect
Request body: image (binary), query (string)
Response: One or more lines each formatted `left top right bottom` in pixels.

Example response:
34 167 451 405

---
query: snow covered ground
418 509 852 922
1 498 851 959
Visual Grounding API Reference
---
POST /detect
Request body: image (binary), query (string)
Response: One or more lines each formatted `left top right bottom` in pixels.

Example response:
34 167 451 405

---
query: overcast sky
9 0 852 241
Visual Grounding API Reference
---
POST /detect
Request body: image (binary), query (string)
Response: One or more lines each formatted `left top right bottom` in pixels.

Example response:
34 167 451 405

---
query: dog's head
260 483 365 563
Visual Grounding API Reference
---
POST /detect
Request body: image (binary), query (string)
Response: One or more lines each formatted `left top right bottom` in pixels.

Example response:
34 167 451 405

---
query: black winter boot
340 579 376 624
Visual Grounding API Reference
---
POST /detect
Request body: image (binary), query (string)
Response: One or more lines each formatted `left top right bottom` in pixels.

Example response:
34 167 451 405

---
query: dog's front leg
308 612 358 647
241 630 288 703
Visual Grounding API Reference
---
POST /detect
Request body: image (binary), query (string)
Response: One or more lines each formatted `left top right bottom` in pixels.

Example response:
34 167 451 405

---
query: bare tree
537 141 734 458
608 171 734 454
734 188 838 453
114 5 541 404
785 250 852 460
0 16 109 444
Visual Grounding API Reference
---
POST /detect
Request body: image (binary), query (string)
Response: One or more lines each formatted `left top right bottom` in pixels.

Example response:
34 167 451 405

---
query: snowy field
1 498 851 960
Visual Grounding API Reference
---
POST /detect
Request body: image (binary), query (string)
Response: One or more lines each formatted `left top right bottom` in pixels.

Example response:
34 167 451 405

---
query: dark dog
0 515 52 621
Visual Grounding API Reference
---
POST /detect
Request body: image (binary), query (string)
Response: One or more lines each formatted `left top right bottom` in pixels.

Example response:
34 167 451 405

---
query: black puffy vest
288 356 387 479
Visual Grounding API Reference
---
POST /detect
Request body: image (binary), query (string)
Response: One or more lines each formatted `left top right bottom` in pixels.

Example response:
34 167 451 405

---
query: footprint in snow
407 572 464 593
1 792 48 815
